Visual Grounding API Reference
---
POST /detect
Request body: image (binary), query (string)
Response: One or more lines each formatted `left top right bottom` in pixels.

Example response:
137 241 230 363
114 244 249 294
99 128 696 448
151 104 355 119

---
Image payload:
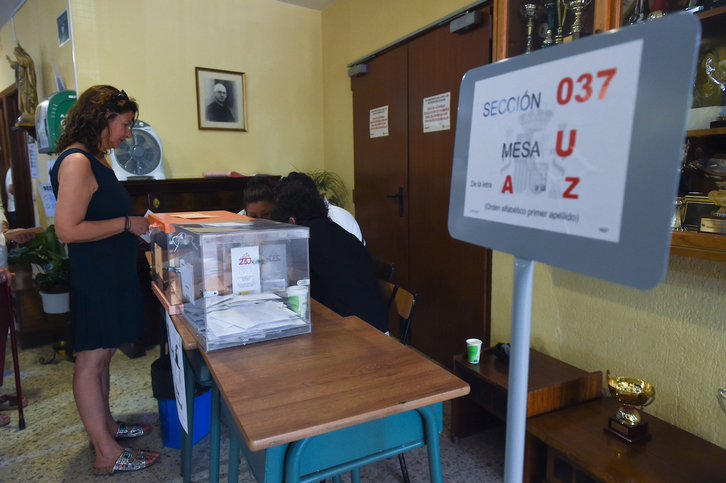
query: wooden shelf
687 127 726 138
671 230 726 262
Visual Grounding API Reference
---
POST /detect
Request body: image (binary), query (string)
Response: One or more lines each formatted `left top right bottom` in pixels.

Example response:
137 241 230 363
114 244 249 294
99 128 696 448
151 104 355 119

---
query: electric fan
110 120 165 180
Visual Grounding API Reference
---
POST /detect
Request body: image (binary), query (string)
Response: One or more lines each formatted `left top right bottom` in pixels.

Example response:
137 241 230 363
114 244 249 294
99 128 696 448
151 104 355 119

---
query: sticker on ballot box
231 246 261 295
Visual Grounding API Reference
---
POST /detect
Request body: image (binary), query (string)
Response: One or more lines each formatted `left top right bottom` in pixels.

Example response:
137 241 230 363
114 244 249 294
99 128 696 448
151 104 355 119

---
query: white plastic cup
287 285 309 318
466 338 483 364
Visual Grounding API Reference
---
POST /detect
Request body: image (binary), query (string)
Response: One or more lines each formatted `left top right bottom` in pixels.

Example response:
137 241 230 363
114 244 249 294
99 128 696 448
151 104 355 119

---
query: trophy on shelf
691 156 726 233
672 197 687 231
563 0 593 41
541 0 558 48
521 3 546 53
719 388 726 417
555 0 568 43
605 370 655 443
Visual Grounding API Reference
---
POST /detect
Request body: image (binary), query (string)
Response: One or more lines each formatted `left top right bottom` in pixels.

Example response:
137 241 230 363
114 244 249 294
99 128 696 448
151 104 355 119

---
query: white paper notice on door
423 92 451 132
231 246 261 295
370 106 389 138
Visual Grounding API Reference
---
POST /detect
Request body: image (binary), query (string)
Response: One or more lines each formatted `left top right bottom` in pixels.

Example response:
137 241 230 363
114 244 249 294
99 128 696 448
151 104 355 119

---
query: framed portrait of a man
57 10 70 47
195 67 247 131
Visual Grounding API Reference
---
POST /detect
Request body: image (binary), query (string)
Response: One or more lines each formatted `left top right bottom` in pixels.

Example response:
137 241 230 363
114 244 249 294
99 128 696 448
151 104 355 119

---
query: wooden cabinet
493 2 726 262
492 0 621 61
121 176 278 215
527 397 726 483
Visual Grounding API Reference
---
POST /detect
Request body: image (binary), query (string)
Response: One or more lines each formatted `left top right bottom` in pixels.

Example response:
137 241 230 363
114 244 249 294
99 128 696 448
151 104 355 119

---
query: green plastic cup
466 338 482 364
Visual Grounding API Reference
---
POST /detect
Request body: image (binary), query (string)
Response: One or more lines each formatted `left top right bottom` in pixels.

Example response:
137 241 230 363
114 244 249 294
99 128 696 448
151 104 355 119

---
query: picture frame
195 67 247 131
57 10 70 47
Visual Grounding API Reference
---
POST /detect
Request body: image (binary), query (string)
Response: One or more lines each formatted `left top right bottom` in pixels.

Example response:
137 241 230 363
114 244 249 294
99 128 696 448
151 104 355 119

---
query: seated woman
270 178 387 333
238 177 275 219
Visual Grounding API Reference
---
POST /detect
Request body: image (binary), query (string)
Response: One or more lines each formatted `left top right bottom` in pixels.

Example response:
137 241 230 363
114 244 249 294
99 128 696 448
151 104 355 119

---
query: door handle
386 187 404 217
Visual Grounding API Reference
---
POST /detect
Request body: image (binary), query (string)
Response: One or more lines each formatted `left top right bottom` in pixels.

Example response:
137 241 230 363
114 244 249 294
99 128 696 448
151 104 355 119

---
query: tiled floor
0 344 506 482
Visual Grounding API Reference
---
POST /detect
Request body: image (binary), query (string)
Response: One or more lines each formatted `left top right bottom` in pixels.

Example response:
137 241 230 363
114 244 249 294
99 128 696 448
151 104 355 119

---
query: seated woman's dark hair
55 85 139 157
271 180 327 224
243 177 275 207
275 171 317 192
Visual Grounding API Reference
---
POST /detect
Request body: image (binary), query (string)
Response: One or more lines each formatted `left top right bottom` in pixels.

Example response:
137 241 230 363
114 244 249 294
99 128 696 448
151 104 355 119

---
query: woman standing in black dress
51 86 157 475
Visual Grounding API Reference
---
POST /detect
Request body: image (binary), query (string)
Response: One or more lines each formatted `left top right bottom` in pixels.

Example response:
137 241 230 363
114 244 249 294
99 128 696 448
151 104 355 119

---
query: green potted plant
306 169 350 209
8 224 70 313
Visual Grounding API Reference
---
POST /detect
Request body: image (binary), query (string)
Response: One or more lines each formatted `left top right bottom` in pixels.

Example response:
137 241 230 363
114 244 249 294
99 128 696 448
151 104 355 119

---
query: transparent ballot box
148 211 251 304
172 219 311 351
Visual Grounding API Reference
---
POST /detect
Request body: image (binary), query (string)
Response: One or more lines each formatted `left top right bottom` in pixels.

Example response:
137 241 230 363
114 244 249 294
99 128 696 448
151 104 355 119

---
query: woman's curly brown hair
54 85 138 157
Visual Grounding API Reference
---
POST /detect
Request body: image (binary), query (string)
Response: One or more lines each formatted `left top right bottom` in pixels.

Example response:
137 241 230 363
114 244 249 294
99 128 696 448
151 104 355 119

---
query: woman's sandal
92 447 159 475
0 414 9 427
115 421 151 438
0 394 28 410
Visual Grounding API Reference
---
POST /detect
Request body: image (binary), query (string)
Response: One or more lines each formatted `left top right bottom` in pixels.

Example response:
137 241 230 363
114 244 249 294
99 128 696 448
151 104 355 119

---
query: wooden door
351 45 410 286
352 10 493 367
407 11 493 365
0 86 33 229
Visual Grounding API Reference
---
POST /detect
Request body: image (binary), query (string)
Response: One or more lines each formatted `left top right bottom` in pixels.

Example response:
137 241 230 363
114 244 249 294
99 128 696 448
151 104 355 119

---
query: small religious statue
6 42 38 127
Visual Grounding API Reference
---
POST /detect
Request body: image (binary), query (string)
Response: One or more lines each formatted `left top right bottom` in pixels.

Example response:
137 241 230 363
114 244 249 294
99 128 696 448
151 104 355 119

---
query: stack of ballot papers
182 293 308 346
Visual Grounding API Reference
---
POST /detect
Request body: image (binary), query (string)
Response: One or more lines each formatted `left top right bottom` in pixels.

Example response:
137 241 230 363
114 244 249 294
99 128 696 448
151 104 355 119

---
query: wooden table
202 301 470 483
526 397 726 483
451 348 602 438
451 348 602 483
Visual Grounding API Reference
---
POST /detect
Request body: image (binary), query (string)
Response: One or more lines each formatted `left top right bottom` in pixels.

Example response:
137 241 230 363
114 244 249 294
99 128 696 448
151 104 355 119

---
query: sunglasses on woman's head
104 90 129 111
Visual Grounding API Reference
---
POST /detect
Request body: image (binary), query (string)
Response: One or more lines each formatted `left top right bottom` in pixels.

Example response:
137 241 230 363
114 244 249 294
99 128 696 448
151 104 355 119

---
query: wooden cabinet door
407 9 493 365
352 45 410 286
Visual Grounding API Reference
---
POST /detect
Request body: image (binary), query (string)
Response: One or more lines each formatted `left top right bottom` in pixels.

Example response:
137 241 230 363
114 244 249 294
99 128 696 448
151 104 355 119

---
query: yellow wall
0 0 74 226
321 0 478 207
321 0 726 449
70 0 324 181
1 0 325 227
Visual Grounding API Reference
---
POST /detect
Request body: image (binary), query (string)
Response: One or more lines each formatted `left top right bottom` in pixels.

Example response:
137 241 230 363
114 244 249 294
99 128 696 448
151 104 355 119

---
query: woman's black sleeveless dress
50 148 144 352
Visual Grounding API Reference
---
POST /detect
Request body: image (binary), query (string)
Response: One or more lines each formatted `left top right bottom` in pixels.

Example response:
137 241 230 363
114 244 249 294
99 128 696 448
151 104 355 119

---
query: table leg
209 383 221 483
228 431 240 483
416 406 443 483
182 352 195 483
350 468 360 483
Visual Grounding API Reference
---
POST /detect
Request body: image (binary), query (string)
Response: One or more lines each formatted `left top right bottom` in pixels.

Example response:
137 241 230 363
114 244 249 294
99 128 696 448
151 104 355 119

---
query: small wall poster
369 106 389 138
423 92 451 132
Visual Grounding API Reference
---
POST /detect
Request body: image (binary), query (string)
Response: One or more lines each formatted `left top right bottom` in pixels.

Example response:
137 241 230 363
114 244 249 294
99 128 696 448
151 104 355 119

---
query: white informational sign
463 40 642 243
369 106 389 138
231 246 261 294
180 258 194 303
423 92 451 132
27 143 39 179
165 312 188 433
37 183 56 217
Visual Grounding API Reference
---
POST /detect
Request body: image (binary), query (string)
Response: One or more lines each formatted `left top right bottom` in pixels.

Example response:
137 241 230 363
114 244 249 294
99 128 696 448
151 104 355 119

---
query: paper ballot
182 293 306 342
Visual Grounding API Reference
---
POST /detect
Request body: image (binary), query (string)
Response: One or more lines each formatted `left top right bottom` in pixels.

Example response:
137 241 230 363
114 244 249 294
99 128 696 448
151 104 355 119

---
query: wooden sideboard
121 175 279 216
120 176 279 357
527 397 726 483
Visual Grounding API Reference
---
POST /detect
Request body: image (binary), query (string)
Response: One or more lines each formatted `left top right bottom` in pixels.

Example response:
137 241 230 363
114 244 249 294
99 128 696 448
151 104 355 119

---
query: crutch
2 280 25 429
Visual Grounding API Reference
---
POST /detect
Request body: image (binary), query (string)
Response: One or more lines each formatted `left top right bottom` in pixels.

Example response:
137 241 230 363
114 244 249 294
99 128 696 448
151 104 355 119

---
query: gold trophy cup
605 370 655 443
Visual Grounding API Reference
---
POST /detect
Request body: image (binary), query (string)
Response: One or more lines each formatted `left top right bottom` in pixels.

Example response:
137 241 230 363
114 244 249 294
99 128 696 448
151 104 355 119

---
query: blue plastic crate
157 388 211 449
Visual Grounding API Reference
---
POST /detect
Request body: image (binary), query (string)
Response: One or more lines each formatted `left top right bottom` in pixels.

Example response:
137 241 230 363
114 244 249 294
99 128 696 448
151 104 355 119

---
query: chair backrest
371 258 394 282
378 279 398 309
393 285 417 345
378 280 417 345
